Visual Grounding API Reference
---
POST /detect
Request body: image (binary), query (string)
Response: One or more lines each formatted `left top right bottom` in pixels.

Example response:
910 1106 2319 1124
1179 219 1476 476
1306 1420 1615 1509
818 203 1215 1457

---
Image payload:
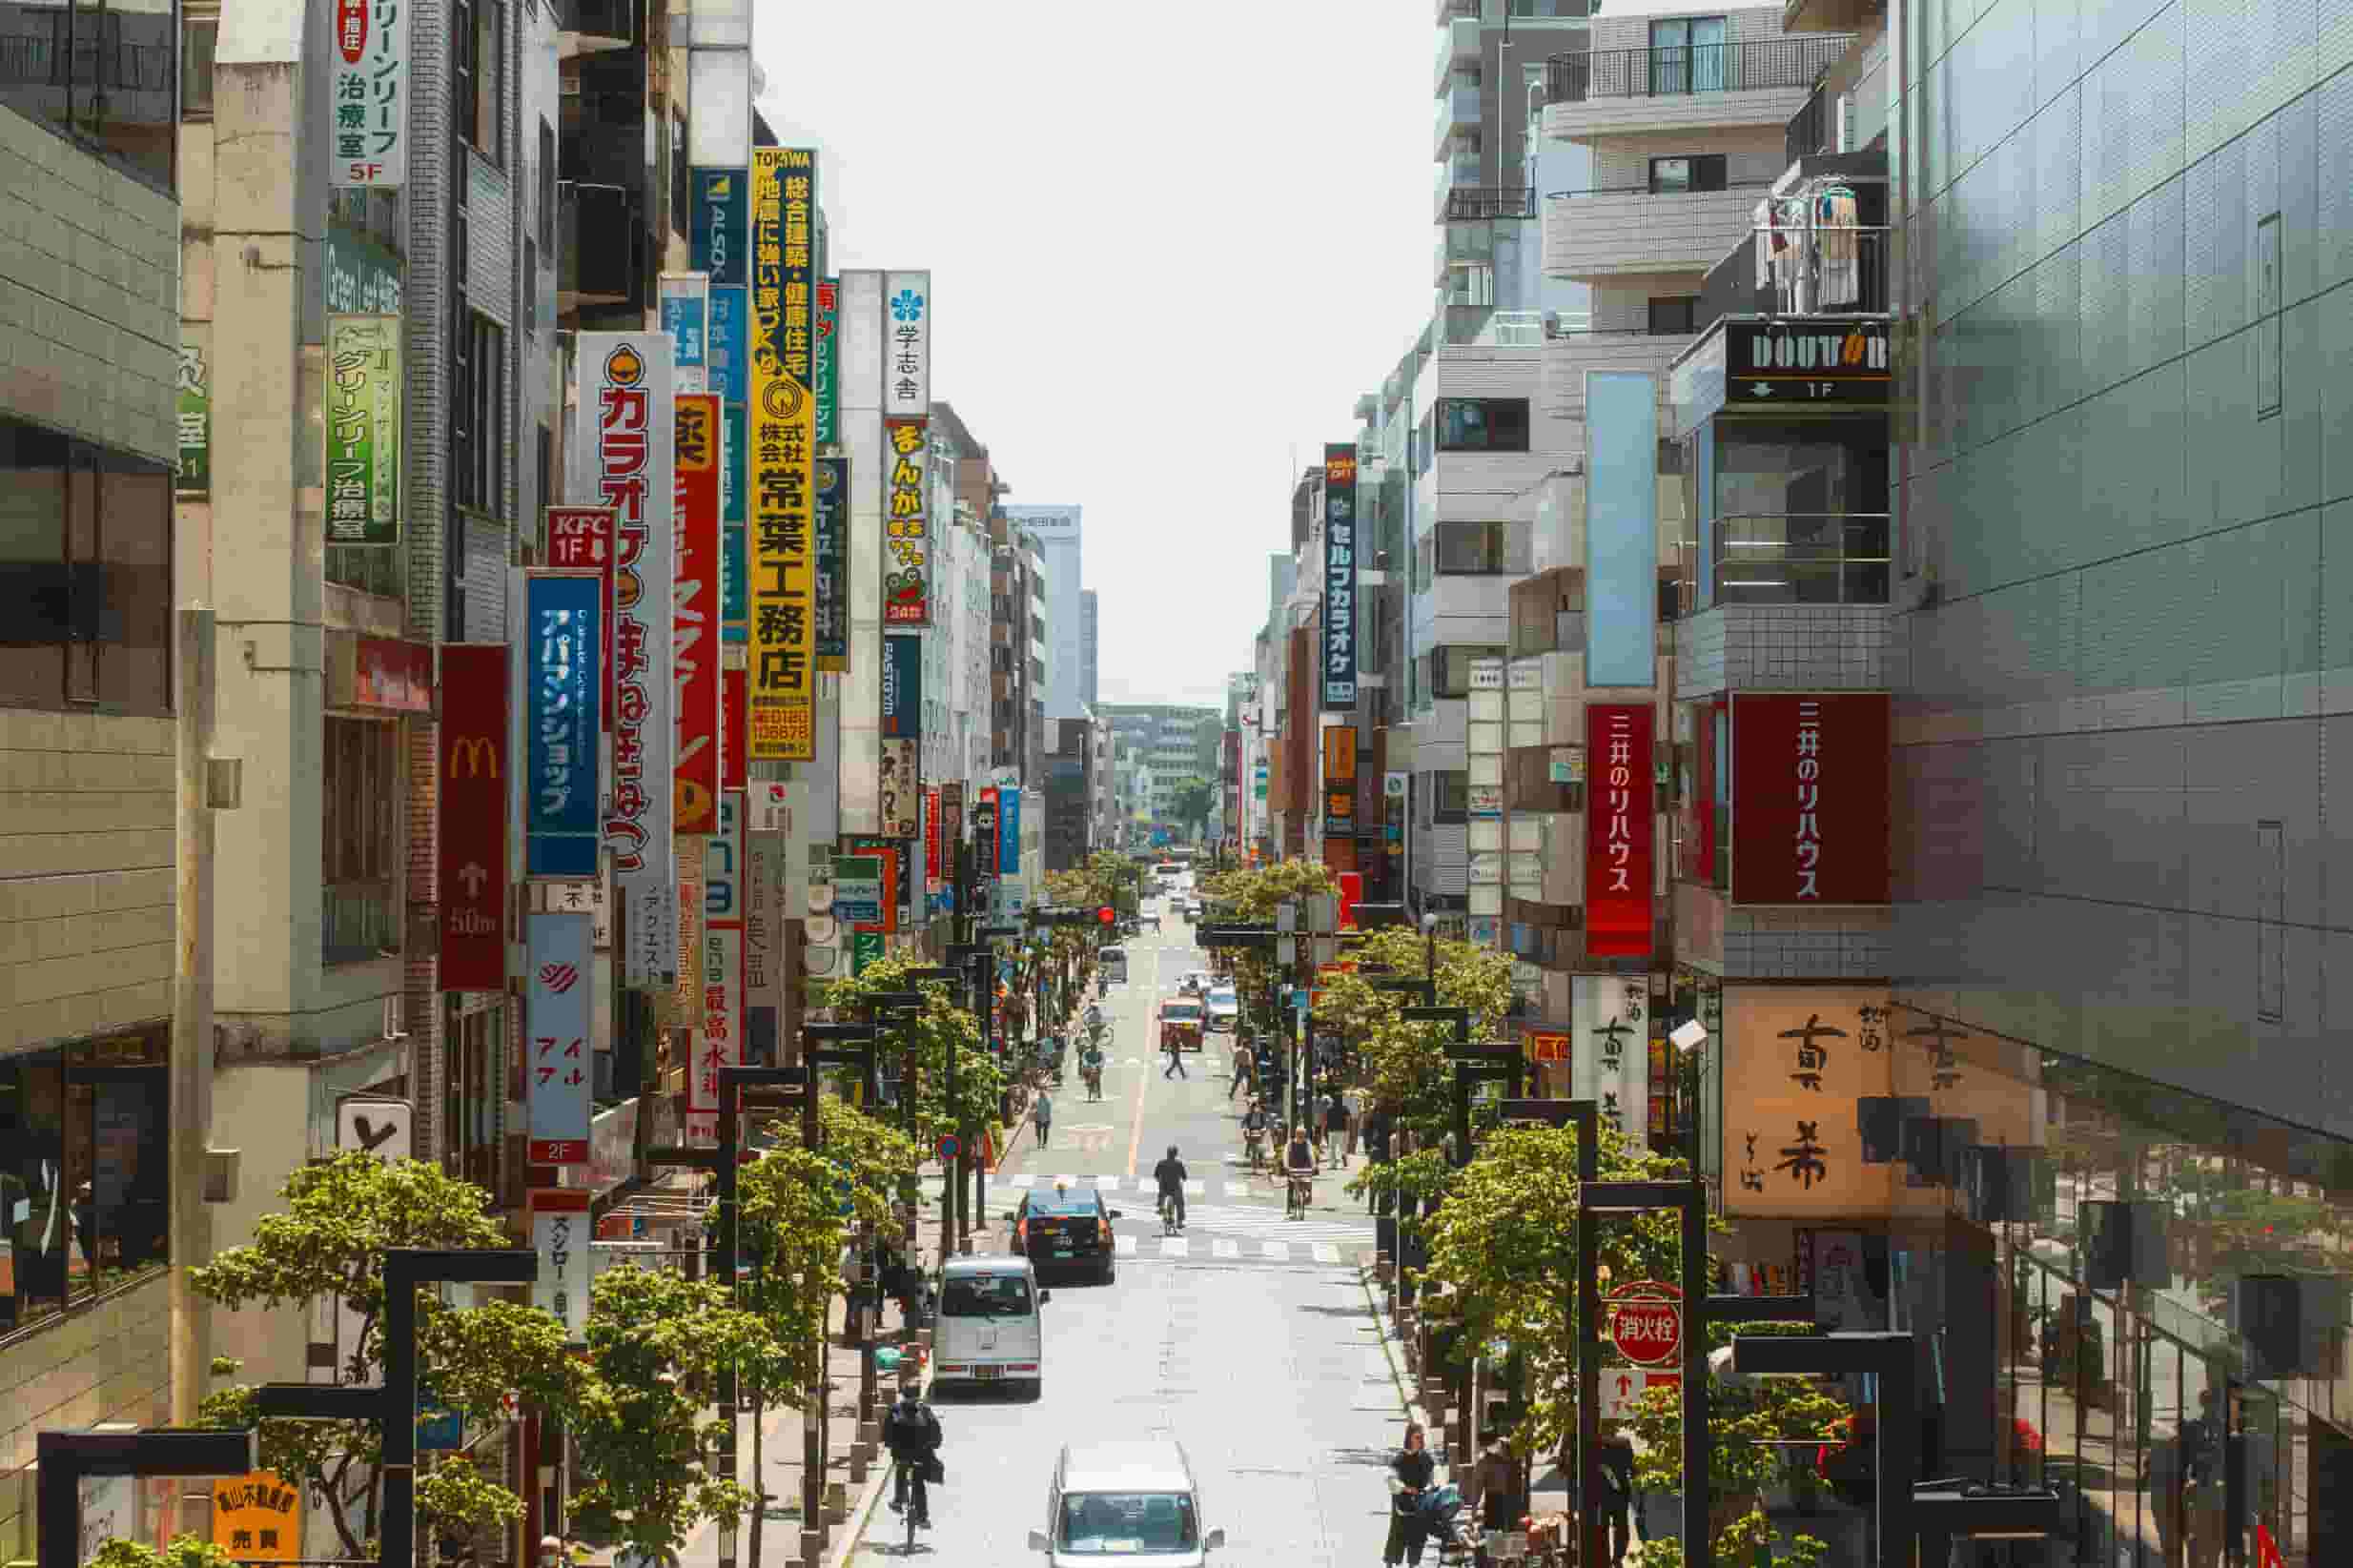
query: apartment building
988 522 1047 786
1004 505 1082 720
0 32 185 1555
1040 716 1093 873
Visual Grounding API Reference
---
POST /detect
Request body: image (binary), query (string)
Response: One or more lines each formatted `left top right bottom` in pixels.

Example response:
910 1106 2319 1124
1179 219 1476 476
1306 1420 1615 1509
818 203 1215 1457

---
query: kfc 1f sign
1584 703 1654 957
1729 693 1890 906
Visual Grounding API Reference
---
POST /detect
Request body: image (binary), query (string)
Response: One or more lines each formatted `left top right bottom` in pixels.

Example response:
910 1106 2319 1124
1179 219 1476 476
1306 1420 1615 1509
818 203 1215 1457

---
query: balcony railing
1787 80 1836 164
1445 185 1535 221
1714 514 1891 606
1545 35 1853 102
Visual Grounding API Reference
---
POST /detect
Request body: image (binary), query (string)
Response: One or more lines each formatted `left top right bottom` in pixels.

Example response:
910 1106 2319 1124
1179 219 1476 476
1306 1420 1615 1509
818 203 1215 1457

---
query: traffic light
1097 906 1115 926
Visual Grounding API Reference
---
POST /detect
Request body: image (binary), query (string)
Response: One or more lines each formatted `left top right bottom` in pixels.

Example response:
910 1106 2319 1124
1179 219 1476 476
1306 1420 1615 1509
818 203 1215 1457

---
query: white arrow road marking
1212 1239 1240 1259
1261 1240 1292 1263
1159 1237 1191 1258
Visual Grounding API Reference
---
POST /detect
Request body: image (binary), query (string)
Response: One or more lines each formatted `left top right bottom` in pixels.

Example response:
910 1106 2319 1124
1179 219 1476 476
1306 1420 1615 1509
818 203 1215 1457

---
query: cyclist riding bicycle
1282 1125 1317 1219
1152 1144 1189 1232
1240 1100 1270 1171
1080 1040 1106 1101
884 1379 944 1529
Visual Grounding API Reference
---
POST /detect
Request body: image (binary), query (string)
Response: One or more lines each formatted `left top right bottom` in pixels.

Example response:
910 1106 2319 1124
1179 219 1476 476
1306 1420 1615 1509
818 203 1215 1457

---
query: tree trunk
747 1393 766 1568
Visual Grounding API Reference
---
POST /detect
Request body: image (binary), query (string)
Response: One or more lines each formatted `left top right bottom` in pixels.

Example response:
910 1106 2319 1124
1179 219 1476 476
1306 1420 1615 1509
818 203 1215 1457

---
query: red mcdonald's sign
440 643 509 990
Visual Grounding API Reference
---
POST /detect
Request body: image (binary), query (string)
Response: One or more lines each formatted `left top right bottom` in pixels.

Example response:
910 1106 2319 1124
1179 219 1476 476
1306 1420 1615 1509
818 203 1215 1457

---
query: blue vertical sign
708 284 748 647
999 789 1020 874
707 287 748 403
525 571 603 877
1320 444 1359 708
690 169 747 285
1585 371 1660 687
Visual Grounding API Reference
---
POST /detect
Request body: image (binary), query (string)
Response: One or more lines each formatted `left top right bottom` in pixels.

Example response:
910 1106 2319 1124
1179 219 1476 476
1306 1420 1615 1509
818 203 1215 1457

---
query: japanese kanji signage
571 333 676 984
882 269 931 419
525 911 594 1164
175 336 209 496
522 571 601 878
1572 974 1649 1146
439 644 508 990
744 814 787 1066
814 277 839 445
883 418 931 625
660 273 710 396
689 169 746 286
1321 444 1358 708
687 793 743 1143
1730 692 1890 906
926 786 943 883
747 148 818 760
814 455 849 669
1606 1280 1682 1367
1322 723 1358 837
880 634 921 839
212 1473 300 1562
324 315 399 544
1584 703 1654 957
999 787 1021 875
544 506 615 723
845 835 903 935
674 394 723 835
529 1188 593 1335
328 0 406 187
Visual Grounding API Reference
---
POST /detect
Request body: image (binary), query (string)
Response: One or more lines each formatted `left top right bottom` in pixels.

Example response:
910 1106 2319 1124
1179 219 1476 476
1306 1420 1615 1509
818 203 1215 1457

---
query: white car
1177 970 1210 996
1030 1439 1228 1564
1204 988 1238 1033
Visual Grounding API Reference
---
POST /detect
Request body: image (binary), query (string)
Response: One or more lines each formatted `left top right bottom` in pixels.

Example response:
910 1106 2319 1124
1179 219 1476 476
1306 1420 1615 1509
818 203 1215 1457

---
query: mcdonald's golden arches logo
449 735 500 779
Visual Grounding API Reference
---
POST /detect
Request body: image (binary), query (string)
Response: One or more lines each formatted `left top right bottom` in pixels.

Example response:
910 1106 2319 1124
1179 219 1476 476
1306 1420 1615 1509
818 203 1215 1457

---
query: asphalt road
856 891 1409 1568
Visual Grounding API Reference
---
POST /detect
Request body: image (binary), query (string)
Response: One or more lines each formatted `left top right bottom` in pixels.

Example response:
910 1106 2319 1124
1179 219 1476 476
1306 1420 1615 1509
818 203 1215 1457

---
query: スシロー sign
1606 1280 1682 1368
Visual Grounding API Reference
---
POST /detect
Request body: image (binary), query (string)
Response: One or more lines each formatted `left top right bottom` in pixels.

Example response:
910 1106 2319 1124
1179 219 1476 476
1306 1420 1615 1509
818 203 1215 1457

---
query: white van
932 1254 1048 1397
1028 1439 1228 1564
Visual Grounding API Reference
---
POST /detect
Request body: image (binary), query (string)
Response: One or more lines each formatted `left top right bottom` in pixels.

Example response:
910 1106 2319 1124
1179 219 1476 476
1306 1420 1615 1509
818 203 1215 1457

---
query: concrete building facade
1004 504 1081 720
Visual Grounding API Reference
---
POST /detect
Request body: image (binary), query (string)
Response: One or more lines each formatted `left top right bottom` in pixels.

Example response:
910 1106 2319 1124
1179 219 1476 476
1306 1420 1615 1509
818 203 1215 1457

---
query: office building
1079 589 1099 711
1005 505 1082 719
1096 703 1222 835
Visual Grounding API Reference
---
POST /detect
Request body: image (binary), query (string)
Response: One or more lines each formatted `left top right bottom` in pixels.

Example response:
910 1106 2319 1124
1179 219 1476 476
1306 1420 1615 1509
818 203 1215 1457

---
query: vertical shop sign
689 169 747 285
744 821 783 1068
689 793 744 1142
528 1189 593 1335
884 418 931 625
525 911 594 1163
814 278 839 446
673 394 722 834
719 397 747 645
1729 692 1891 906
882 269 931 417
723 666 747 789
998 788 1021 875
328 0 406 187
1321 724 1359 837
439 645 508 990
543 507 616 726
324 315 400 544
523 571 602 878
1321 444 1358 707
747 148 818 759
1571 974 1649 1143
1584 703 1654 957
814 456 849 668
660 274 710 396
175 336 209 495
880 635 922 838
925 787 942 885
572 333 676 984
845 836 902 936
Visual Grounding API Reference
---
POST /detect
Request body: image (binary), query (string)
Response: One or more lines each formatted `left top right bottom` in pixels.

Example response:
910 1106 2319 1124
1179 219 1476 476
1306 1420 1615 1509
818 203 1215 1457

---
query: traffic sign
1606 1280 1683 1367
1599 1369 1681 1420
937 1133 960 1163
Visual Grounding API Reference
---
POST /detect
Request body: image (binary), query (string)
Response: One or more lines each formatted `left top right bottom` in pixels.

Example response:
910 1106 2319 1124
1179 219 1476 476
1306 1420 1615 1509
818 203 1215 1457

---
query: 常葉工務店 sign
1729 692 1889 905
747 148 819 760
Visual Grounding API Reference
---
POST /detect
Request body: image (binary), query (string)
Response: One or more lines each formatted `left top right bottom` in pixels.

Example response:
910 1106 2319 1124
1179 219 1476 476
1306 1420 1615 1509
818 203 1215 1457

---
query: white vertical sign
525 911 595 1164
571 334 677 988
328 0 408 188
529 1189 593 1337
688 793 744 1143
881 270 931 419
1571 974 1649 1149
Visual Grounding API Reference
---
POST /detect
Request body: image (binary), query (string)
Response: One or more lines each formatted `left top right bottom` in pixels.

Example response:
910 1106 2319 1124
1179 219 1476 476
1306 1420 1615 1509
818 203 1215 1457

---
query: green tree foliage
1316 927 1513 1133
1166 777 1216 840
1195 859 1341 1010
90 1537 243 1568
817 955 1004 1150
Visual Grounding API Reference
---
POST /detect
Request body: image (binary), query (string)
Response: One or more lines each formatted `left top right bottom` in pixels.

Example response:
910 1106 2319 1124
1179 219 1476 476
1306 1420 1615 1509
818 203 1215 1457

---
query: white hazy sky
753 2 1431 713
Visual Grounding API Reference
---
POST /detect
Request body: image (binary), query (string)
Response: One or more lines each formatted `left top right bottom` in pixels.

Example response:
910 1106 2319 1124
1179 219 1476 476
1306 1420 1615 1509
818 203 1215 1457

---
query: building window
1432 771 1470 825
1435 520 1525 575
1647 295 1699 336
452 312 506 518
181 15 217 119
455 0 504 163
522 237 536 335
1436 398 1530 453
1421 644 1506 700
1649 155 1728 194
0 0 177 191
322 717 400 965
670 113 689 239
1648 16 1728 94
0 419 174 716
0 1026 172 1334
538 118 557 249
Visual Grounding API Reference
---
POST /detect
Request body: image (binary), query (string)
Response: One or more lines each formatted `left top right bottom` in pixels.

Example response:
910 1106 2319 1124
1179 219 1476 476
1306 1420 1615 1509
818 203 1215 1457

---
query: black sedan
1010 1184 1121 1284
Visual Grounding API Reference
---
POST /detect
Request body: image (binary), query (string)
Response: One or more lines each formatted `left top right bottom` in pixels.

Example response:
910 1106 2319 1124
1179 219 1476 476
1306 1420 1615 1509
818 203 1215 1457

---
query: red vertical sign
673 395 722 832
925 786 942 883
1584 703 1654 957
722 666 747 790
439 645 509 990
543 506 616 731
1729 692 1890 905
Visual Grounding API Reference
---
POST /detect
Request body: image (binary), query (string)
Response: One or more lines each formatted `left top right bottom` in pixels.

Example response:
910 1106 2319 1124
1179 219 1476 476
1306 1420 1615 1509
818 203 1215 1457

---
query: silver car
1028 1439 1228 1564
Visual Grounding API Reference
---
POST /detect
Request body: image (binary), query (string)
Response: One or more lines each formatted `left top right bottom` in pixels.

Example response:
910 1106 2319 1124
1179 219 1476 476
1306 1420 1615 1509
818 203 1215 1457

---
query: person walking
1030 1087 1054 1151
1227 1038 1251 1099
1383 1421 1437 1568
1163 1034 1188 1080
1322 1086 1349 1170
1596 1423 1636 1566
1463 1425 1524 1568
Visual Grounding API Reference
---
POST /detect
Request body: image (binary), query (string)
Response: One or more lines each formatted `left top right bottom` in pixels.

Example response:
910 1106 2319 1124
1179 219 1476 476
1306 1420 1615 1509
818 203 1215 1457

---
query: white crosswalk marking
1159 1236 1191 1259
1053 1175 1078 1189
1115 1234 1138 1256
1312 1243 1341 1264
1212 1239 1240 1259
1184 1179 1205 1197
1008 1173 1033 1189
1262 1240 1292 1262
1090 1174 1122 1190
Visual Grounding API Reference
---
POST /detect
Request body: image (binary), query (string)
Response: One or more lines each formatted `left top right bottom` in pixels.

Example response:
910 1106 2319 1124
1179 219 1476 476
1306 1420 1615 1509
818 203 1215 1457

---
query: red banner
723 666 747 790
1584 703 1654 957
673 395 722 833
439 644 509 990
543 506 616 731
925 787 942 883
1729 693 1889 905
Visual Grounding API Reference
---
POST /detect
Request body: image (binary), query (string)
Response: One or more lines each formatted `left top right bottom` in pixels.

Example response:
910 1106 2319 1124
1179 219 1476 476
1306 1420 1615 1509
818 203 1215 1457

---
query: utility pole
170 606 223 1426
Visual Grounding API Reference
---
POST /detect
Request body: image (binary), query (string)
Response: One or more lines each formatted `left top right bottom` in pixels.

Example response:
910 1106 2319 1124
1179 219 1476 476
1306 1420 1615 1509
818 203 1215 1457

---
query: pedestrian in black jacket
1383 1422 1436 1567
885 1383 943 1528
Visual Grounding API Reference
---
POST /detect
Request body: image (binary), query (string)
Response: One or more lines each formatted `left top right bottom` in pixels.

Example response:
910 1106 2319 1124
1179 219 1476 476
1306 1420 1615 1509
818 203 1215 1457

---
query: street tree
1317 926 1514 1135
1166 776 1216 841
816 954 1004 1153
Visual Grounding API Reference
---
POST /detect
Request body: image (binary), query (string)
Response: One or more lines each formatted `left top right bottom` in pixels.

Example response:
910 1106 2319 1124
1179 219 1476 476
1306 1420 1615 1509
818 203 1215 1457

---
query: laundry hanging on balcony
1752 179 1864 312
1814 184 1861 307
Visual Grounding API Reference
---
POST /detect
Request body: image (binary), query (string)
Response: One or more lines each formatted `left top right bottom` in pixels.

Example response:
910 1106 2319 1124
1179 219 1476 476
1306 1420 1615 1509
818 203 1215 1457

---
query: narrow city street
849 905 1409 1567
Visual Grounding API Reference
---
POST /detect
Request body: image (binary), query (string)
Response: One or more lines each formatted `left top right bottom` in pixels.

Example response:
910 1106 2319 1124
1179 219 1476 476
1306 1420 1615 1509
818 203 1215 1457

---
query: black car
1012 1184 1121 1284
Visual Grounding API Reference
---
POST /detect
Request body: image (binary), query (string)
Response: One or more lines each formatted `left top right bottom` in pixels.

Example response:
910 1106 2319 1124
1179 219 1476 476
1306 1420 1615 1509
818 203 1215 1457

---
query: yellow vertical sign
747 147 817 761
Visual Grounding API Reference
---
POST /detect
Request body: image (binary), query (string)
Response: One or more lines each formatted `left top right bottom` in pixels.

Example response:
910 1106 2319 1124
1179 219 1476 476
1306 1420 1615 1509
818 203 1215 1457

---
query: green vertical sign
851 930 885 975
325 315 402 545
174 336 209 496
813 277 838 446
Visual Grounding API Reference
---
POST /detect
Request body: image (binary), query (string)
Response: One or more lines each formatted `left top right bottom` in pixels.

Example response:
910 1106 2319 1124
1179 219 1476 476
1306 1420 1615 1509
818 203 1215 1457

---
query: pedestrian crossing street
999 1171 1349 1202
